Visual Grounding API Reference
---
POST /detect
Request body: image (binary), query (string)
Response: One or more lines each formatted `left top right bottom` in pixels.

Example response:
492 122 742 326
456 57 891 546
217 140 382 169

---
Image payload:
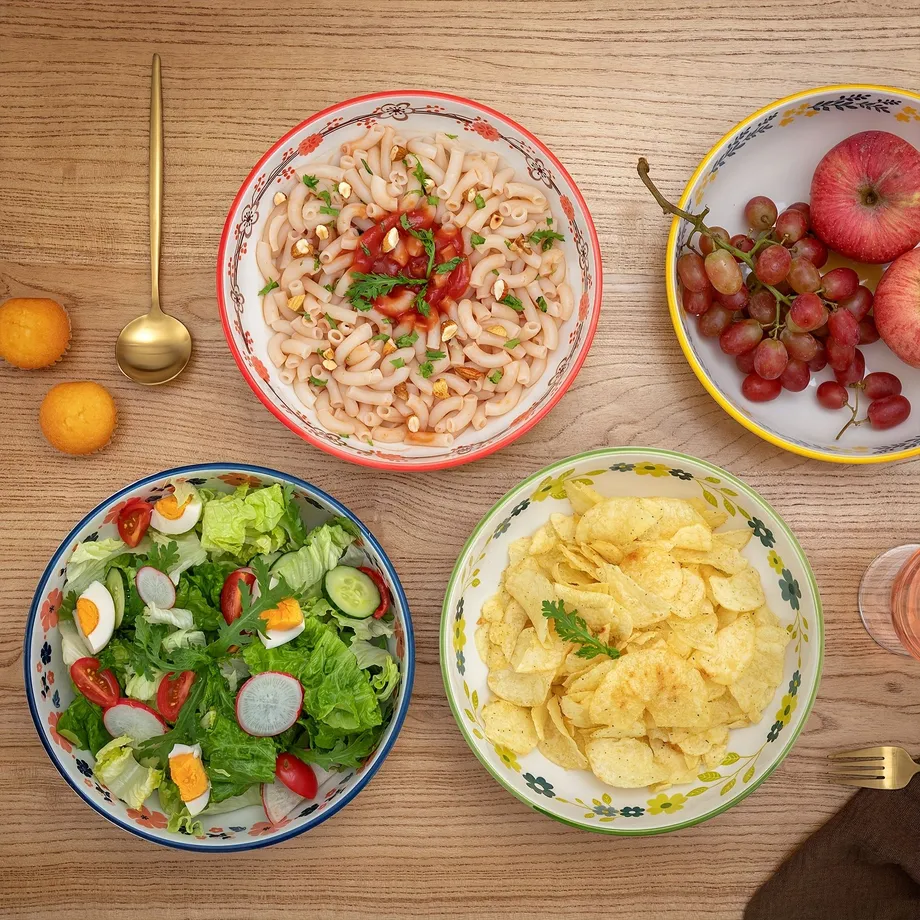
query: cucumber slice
106 568 126 628
324 566 380 619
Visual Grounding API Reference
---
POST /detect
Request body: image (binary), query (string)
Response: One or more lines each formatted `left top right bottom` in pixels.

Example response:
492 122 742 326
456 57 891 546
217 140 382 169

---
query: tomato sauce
351 203 471 329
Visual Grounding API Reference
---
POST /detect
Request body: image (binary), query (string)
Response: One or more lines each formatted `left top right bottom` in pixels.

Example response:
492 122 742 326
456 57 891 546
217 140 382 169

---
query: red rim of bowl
217 89 603 471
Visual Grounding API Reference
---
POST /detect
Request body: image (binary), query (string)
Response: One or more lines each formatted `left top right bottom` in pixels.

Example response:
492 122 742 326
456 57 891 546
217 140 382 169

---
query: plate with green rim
440 447 823 835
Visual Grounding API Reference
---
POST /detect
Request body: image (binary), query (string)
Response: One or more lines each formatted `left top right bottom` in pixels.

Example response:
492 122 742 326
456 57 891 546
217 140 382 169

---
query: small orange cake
39 381 117 455
0 297 71 368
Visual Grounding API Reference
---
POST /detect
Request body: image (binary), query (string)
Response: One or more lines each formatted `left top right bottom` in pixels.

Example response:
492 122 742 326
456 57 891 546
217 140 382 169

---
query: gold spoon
116 53 192 385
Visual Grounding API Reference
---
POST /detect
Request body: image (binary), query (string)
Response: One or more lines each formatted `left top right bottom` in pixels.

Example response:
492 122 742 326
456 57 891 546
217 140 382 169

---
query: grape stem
835 386 862 440
637 158 793 309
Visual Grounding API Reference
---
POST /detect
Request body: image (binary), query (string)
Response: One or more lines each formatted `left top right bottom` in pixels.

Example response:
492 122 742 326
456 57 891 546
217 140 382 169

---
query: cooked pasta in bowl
218 91 601 469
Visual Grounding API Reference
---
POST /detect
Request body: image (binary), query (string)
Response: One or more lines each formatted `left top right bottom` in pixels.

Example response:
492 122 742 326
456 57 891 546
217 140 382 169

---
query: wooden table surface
3 1 920 917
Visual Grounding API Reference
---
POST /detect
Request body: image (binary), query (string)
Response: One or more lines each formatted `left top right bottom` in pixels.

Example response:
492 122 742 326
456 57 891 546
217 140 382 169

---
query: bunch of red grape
677 195 911 432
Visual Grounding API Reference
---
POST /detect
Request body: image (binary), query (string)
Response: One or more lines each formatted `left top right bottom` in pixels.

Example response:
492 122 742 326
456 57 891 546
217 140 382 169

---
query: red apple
810 131 920 264
873 247 920 367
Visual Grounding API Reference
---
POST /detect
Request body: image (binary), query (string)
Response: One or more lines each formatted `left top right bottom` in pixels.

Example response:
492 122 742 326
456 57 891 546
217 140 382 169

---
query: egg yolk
169 753 209 802
155 494 192 520
260 597 303 632
76 597 100 637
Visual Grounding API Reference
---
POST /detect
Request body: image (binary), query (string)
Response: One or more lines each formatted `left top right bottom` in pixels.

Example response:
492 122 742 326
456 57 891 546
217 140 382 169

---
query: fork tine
829 776 899 790
828 748 887 761
828 763 887 774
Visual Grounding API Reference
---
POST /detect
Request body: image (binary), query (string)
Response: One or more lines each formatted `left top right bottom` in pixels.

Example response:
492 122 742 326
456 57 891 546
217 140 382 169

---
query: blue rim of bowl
24 462 415 852
440 447 824 835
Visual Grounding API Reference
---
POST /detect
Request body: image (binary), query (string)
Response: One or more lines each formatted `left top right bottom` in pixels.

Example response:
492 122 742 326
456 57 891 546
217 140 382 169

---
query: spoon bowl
116 308 191 384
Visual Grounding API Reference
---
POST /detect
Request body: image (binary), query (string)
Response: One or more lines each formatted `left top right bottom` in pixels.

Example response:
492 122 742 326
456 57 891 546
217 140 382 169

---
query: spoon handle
150 53 163 313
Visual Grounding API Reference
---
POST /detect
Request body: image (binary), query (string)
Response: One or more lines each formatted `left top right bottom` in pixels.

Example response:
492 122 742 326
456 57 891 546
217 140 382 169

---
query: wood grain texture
2 1 920 917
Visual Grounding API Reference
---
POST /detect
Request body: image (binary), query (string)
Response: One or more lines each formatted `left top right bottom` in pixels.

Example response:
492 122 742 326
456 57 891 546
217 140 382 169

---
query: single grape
868 394 911 430
807 341 828 372
715 284 749 310
780 359 810 392
699 227 730 256
775 209 808 245
826 338 856 372
753 338 789 380
720 319 764 355
790 235 827 268
813 321 829 340
839 286 874 322
788 201 811 224
787 257 823 294
817 380 849 410
699 305 734 338
864 372 902 400
788 292 827 332
678 252 710 293
730 234 756 257
744 196 779 232
748 290 778 325
828 308 860 347
780 329 820 362
821 267 859 301
742 373 782 402
834 348 865 386
736 351 757 374
682 286 712 316
705 249 744 295
754 245 792 285
859 318 880 345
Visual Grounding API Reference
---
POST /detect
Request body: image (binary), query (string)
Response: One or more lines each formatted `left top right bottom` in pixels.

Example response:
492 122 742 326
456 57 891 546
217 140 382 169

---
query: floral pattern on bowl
441 448 822 835
25 464 414 851
666 84 920 463
217 91 602 471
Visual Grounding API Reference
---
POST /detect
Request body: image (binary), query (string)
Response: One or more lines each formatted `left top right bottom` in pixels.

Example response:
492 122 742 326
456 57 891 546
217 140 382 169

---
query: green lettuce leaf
278 484 308 549
59 619 90 667
93 735 163 809
371 657 399 702
199 714 277 795
124 667 165 702
175 561 236 632
296 724 382 770
56 694 111 755
66 538 142 596
150 530 207 583
143 604 195 629
161 628 207 653
158 778 204 836
270 521 356 594
200 484 288 559
202 784 261 815
348 639 393 670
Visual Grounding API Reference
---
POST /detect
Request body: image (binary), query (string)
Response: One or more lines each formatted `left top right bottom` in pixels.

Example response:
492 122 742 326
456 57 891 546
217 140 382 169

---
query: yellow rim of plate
666 83 920 465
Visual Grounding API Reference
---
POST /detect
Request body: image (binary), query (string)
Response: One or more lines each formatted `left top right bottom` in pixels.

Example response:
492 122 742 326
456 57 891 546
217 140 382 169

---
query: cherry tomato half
275 753 318 799
220 567 257 625
70 657 120 708
358 566 391 619
157 670 196 722
117 498 152 548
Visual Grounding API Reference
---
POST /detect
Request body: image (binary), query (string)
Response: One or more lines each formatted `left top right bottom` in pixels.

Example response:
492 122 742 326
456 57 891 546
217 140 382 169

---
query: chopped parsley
318 189 332 206
371 333 391 342
445 133 458 139
302 174 319 189
258 279 279 296
345 272 426 312
504 338 521 349
529 228 565 251
390 357 406 369
470 232 486 247
362 158 372 175
500 292 524 312
428 195 439 206
395 331 419 348
488 369 503 384
426 349 446 361
418 361 434 378
323 283 335 293
473 194 486 210
435 257 463 274
361 243 372 257
308 376 326 387
320 206 340 217
411 159 429 191
414 291 431 317
536 295 549 313
324 313 339 329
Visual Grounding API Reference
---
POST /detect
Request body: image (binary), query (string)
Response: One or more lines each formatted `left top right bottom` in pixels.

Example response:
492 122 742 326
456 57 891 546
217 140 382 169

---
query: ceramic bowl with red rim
218 91 601 471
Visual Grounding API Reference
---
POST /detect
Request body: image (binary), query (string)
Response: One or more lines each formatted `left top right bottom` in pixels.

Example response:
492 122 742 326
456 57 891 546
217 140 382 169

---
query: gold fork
828 746 920 789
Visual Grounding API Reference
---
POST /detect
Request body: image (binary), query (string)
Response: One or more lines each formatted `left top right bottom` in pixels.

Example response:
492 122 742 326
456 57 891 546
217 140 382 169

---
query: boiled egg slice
259 597 305 649
168 743 210 816
150 487 202 535
74 580 115 654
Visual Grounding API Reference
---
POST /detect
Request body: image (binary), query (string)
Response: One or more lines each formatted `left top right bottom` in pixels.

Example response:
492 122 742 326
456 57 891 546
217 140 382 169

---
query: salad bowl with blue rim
25 463 414 850
441 448 822 835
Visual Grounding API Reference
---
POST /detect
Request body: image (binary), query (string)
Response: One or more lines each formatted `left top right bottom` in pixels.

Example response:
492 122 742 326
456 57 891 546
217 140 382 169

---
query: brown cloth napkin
745 783 920 920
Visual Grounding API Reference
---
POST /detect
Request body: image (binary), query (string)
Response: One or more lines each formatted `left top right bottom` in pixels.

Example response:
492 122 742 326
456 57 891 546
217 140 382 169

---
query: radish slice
236 672 303 737
103 699 168 742
262 780 307 826
135 566 176 609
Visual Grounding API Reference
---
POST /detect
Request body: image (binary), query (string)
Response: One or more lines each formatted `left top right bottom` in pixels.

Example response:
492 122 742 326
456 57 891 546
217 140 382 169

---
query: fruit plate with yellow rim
440 448 822 835
666 84 920 463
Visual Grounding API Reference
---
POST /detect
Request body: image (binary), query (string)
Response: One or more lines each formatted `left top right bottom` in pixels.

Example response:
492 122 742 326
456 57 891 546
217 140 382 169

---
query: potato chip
564 479 605 513
668 725 729 757
666 632 694 659
670 523 713 552
709 567 766 613
482 700 539 755
588 721 646 740
729 623 790 720
488 666 554 708
486 643 510 672
586 737 666 788
504 560 553 644
507 537 533 567
672 542 748 575
642 498 707 540
716 528 753 550
575 497 658 547
588 540 625 564
604 565 671 628
558 544 599 577
475 624 492 663
480 592 506 624
620 542 683 599
531 702 548 741
510 625 568 673
554 582 633 640
650 742 698 786
489 599 529 659
716 606 740 630
553 562 597 587
644 656 710 729
687 498 729 529
752 604 781 628
669 611 718 651
550 512 578 543
578 542 610 570
539 701 590 770
529 522 558 555
670 568 706 619
707 692 747 728
559 690 596 728
691 614 756 685
565 658 617 694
